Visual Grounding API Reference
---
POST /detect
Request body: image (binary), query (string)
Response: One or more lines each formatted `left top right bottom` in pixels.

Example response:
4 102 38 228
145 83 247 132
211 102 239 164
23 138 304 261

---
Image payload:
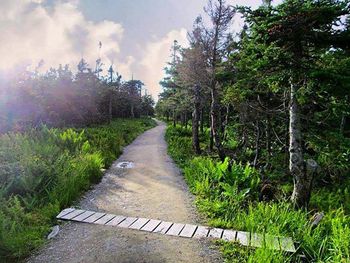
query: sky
0 0 280 99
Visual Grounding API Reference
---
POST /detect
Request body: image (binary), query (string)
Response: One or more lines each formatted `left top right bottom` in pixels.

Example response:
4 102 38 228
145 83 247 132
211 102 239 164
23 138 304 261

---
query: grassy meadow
0 118 155 261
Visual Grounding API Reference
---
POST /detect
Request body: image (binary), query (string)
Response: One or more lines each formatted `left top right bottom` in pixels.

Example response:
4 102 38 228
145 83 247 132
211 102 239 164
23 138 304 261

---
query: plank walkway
56 208 296 253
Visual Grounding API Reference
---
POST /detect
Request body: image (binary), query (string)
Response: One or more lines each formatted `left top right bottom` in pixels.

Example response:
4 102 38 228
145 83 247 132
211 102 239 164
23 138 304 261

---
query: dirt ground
28 120 222 263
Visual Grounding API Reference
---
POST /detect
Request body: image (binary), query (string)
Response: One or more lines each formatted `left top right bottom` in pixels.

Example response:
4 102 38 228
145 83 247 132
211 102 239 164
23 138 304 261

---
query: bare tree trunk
200 108 204 134
340 95 348 135
289 81 313 208
173 109 176 127
192 85 201 154
340 115 346 135
222 105 229 141
211 83 225 162
253 120 261 167
209 113 214 151
131 104 135 118
265 115 272 169
185 113 188 129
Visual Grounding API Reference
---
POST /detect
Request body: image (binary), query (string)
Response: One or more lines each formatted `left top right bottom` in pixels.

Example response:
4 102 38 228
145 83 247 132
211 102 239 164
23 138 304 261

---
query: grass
0 118 156 261
165 125 350 263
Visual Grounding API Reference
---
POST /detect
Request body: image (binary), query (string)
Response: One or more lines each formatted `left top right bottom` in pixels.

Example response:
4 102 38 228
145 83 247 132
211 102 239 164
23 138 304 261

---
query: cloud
0 0 189 100
0 0 129 76
135 28 188 99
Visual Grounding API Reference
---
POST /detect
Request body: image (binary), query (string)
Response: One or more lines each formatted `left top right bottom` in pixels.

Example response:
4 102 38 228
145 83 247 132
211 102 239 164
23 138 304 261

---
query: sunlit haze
0 0 279 99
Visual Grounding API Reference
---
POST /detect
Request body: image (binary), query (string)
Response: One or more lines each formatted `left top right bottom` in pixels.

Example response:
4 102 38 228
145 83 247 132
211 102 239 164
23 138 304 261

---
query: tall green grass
166 125 350 263
0 118 155 261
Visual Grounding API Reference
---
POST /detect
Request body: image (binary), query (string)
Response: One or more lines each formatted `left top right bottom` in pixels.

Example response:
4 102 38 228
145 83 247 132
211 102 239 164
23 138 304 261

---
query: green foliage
310 187 350 214
0 64 155 133
165 125 194 167
0 118 155 261
306 131 350 182
166 124 350 262
184 157 260 205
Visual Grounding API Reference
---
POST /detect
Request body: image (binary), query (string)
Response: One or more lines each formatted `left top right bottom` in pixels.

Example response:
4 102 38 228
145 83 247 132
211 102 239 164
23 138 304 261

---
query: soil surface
28 120 222 263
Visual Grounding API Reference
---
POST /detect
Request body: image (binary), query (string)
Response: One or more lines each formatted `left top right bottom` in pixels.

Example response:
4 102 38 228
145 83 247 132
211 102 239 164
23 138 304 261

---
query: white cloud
0 0 129 77
136 28 188 99
0 0 190 100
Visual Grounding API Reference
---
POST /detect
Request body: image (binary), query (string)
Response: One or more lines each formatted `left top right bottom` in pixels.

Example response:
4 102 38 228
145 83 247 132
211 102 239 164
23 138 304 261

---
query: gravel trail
28 120 222 263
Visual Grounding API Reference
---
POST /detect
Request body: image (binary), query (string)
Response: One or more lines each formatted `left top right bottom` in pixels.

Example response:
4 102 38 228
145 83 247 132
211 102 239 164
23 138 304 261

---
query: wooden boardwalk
56 208 296 253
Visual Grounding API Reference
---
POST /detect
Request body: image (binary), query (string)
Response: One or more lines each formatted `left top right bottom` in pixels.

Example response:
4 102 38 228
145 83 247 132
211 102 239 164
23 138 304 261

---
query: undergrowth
0 118 155 261
165 125 350 263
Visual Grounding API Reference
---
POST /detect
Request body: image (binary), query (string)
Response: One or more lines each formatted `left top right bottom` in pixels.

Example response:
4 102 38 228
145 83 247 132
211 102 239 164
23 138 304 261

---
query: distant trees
0 60 154 133
156 0 350 208
176 44 209 154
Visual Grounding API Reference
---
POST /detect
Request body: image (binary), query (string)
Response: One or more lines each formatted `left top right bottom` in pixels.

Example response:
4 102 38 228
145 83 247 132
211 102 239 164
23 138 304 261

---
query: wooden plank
208 228 224 239
83 212 105 223
166 223 185 236
118 217 138 228
251 233 264 248
153 221 173 234
265 235 280 250
56 208 75 219
106 215 126 226
222 230 236 241
60 209 85 220
129 218 150 230
94 214 116 225
193 226 210 239
179 224 197 238
71 211 95 222
236 231 250 246
55 208 296 253
279 237 296 252
141 219 162 232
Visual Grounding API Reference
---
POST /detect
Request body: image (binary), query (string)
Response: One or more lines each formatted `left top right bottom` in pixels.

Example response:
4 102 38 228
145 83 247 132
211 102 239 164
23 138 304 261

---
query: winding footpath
28 120 222 263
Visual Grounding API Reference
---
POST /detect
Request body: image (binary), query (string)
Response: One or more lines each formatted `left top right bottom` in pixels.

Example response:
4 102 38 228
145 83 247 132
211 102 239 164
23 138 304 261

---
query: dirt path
28 120 222 263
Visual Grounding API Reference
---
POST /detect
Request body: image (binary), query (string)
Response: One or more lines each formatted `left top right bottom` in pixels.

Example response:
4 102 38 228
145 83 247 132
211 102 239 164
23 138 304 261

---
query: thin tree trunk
173 109 176 127
340 95 348 135
131 104 135 118
192 84 201 154
222 105 229 141
253 120 261 167
265 114 272 169
211 83 225 162
340 115 346 135
289 80 312 208
200 108 204 134
209 112 214 151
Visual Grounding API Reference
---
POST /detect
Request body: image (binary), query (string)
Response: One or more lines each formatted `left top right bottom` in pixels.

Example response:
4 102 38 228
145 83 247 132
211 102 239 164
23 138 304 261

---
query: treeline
156 0 350 209
0 59 154 133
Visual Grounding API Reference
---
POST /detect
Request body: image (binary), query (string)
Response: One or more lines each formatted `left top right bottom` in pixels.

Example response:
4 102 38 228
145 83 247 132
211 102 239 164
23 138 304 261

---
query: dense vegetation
0 118 155 261
0 53 156 260
158 0 350 262
166 125 349 262
0 59 155 133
